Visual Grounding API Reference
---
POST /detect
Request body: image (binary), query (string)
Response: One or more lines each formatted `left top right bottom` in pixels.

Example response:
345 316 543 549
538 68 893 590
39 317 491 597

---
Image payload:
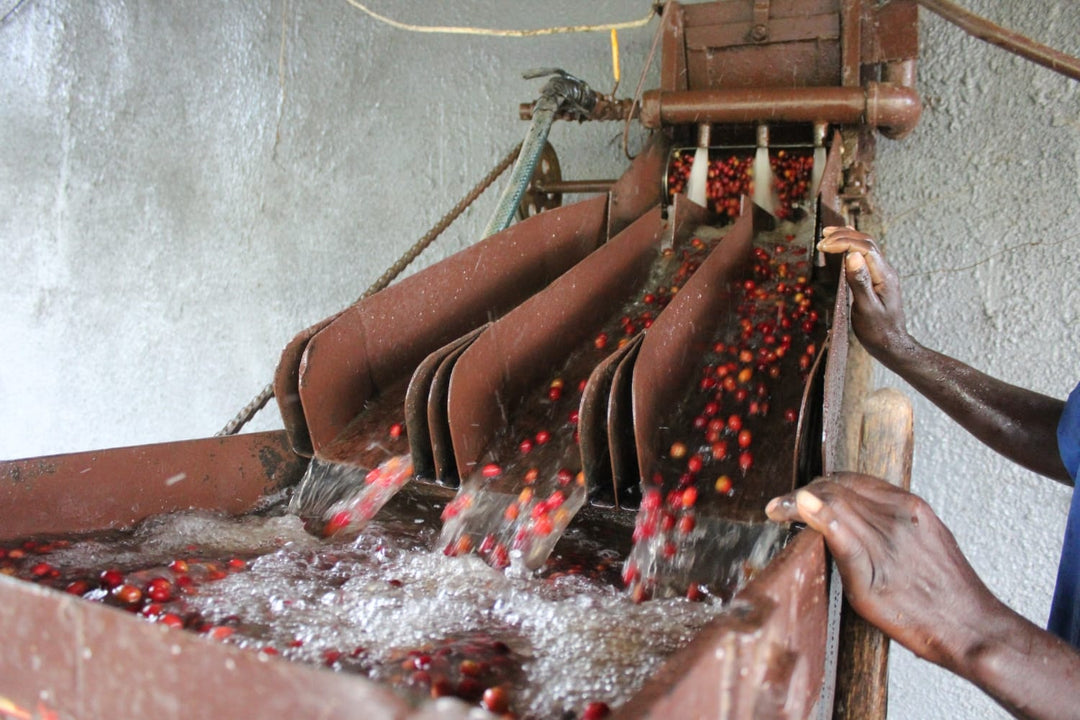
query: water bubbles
7 483 729 718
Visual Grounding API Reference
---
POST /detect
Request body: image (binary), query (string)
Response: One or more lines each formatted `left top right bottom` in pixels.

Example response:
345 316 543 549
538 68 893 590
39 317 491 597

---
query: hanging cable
623 3 665 160
343 0 656 38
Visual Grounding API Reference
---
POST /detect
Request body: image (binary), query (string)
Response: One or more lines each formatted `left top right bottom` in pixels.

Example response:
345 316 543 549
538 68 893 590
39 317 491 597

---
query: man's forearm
957 599 1080 720
873 336 1069 482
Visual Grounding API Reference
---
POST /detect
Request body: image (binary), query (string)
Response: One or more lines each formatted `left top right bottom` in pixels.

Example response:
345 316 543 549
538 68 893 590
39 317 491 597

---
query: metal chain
216 381 276 437
217 142 523 437
356 142 522 303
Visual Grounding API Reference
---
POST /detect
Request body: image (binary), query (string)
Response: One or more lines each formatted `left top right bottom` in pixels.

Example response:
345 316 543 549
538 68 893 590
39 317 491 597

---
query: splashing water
317 454 415 537
752 146 777 215
810 145 828 201
3 486 729 719
685 146 709 207
622 488 787 602
438 233 728 575
440 464 590 572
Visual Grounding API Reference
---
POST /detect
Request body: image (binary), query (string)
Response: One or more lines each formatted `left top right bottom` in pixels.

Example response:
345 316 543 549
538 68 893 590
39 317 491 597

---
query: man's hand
818 226 912 362
766 472 993 668
767 474 1080 718
818 226 1069 481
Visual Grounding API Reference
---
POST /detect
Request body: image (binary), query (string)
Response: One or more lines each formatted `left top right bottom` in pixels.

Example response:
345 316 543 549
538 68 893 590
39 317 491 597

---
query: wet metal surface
426 326 489 487
274 314 343 457
630 205 757 518
606 134 671 241
579 334 641 507
0 573 412 720
605 335 645 509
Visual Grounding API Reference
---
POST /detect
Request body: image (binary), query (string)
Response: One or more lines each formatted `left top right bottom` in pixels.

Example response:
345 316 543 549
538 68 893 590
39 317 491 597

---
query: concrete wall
874 3 1079 717
1 1 1076 718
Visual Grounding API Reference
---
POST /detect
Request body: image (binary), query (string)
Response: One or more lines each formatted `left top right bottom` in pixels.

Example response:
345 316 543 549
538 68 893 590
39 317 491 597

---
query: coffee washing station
2 1 955 718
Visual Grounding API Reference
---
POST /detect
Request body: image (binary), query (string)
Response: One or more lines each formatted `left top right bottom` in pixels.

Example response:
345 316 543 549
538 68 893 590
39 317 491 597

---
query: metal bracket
840 161 875 216
750 0 771 42
522 68 599 120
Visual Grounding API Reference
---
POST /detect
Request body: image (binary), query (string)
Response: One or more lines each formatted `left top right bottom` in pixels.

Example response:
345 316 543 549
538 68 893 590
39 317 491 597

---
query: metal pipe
916 0 1080 82
533 179 615 194
639 83 922 139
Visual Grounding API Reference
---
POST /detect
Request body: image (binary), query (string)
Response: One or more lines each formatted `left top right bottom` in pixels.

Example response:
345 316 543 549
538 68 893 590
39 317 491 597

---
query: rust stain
258 445 286 481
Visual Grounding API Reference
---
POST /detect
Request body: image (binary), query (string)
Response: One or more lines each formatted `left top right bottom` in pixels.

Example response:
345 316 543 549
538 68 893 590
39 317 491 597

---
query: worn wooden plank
833 387 914 720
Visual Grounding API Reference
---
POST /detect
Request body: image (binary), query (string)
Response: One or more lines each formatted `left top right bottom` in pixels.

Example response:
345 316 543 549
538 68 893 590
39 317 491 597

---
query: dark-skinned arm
767 474 1080 720
819 226 1069 484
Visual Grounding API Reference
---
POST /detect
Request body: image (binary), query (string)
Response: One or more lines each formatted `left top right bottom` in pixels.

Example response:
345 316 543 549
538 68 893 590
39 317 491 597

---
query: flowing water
3 484 727 719
621 217 826 601
438 234 724 574
752 146 778 214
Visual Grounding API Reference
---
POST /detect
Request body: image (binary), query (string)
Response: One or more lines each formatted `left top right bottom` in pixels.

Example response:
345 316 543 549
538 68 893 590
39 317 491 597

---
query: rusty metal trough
0 143 848 720
0 1 922 718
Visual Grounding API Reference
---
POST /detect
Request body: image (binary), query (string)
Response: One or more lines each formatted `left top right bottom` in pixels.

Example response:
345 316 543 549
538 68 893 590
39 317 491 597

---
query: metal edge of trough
0 572 414 720
0 431 307 541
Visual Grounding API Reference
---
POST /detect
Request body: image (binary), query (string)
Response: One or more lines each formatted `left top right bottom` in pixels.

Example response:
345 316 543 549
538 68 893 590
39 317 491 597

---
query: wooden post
832 387 914 720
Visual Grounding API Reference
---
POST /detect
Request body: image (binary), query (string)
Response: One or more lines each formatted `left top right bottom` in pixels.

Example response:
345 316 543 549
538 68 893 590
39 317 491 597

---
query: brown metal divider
578 334 640 507
605 131 670 242
274 313 343 457
606 337 647 508
445 205 666 480
424 325 489 486
605 197 716 511
630 201 764 519
404 324 488 485
279 132 672 473
295 194 609 463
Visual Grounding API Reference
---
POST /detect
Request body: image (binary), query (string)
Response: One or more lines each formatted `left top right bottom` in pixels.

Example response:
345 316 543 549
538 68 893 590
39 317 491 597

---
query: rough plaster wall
873 2 1079 718
0 0 656 454
0 1 1077 718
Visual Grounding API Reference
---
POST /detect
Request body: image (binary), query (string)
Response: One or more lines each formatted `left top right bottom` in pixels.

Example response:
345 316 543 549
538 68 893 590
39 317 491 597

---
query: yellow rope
343 0 657 37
